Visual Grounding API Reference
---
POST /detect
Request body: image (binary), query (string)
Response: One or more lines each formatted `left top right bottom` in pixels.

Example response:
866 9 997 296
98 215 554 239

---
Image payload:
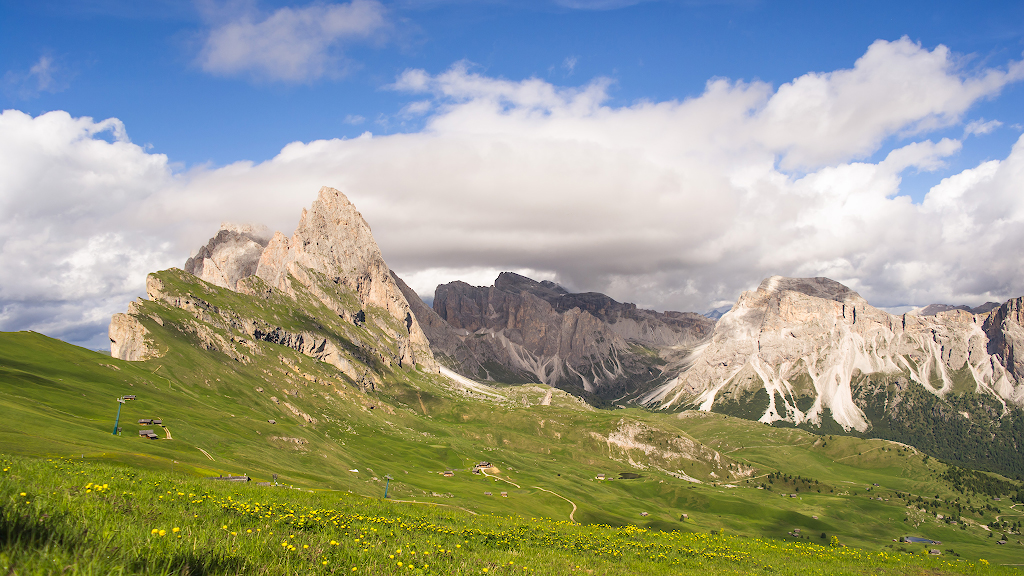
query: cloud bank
3 38 1024 348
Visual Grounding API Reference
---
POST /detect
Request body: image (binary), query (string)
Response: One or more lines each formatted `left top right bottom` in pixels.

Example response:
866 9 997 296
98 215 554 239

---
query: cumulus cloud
4 38 1024 348
0 110 178 347
198 0 390 82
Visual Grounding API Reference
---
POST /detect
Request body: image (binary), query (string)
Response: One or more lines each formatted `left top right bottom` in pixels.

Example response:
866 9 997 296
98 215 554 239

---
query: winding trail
481 469 521 488
197 447 214 460
533 487 577 523
163 426 172 440
995 503 1022 522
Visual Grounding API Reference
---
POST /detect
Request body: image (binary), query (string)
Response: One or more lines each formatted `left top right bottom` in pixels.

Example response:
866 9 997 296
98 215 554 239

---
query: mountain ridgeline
394 271 714 405
109 186 437 391
108 187 1024 476
400 275 1024 475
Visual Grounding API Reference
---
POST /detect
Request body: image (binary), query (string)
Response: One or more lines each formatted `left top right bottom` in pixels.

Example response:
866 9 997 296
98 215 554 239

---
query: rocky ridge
641 276 1024 433
183 224 271 291
399 272 714 402
109 186 437 382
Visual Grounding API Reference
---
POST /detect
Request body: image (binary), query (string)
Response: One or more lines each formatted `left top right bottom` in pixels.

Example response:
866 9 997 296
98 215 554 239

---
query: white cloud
399 100 432 117
563 56 578 74
198 0 390 82
964 118 1003 137
0 110 178 348
4 38 1024 348
344 114 366 124
3 56 69 99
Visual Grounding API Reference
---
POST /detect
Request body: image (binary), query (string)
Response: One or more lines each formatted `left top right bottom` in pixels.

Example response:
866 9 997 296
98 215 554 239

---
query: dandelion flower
303 544 309 549
158 530 166 536
151 529 159 535
19 492 26 497
172 527 180 533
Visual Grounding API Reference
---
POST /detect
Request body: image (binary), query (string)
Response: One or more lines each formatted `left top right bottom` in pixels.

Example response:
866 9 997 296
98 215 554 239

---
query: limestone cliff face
418 272 714 400
109 186 436 378
108 301 162 361
642 276 1024 431
183 224 271 291
254 186 436 372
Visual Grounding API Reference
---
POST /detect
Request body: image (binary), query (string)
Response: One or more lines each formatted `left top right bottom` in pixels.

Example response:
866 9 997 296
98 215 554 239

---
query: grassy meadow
1 328 1023 573
0 454 1012 575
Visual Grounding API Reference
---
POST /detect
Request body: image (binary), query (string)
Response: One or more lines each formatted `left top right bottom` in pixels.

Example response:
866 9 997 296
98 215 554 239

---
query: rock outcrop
641 276 1024 431
109 186 437 379
108 302 161 361
183 224 271 291
254 187 436 372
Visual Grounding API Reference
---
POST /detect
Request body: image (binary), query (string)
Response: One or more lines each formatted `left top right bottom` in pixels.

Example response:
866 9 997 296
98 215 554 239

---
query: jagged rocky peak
110 185 437 375
417 271 714 400
916 302 1001 316
493 272 569 299
183 223 272 291
757 275 862 304
643 274 1024 433
253 186 436 371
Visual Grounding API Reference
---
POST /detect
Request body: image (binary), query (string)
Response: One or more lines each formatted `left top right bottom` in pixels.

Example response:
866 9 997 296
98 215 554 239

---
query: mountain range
108 186 1024 476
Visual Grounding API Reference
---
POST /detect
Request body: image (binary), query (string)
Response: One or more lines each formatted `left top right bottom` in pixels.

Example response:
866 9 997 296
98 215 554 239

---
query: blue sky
5 0 1023 175
3 0 1024 347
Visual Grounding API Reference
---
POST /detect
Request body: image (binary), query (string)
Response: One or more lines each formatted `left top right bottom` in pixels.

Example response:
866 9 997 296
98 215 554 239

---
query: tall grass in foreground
0 454 1005 575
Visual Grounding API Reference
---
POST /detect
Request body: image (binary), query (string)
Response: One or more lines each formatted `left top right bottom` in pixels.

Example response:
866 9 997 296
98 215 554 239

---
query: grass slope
1 331 1023 569
1 454 1010 575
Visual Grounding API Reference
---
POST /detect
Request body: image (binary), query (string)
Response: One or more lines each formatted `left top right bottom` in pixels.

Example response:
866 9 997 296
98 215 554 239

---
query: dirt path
533 487 577 522
540 389 553 406
163 426 172 439
995 503 1022 522
482 470 521 488
836 447 881 461
197 447 214 460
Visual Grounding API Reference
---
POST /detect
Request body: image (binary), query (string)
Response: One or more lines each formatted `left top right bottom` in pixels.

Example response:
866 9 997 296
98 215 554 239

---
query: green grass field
1 330 1023 573
1 454 1013 575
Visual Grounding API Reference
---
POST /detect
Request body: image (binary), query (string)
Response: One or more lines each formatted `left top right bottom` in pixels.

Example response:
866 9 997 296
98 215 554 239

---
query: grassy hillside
1 454 1013 575
1 329 1023 569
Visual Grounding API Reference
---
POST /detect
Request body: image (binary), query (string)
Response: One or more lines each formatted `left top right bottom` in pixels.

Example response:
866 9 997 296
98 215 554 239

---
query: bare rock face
984 296 1024 384
109 186 436 378
108 302 161 361
184 224 271 291
642 275 1024 431
254 187 436 372
419 272 714 400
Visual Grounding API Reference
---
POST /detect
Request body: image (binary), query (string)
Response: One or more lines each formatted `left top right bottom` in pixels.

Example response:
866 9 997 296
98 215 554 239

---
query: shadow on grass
1 502 245 576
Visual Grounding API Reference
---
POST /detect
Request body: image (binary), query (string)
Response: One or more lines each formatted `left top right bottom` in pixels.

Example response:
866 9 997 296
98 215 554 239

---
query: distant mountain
915 302 1001 316
640 276 1024 476
395 272 714 404
702 306 732 320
